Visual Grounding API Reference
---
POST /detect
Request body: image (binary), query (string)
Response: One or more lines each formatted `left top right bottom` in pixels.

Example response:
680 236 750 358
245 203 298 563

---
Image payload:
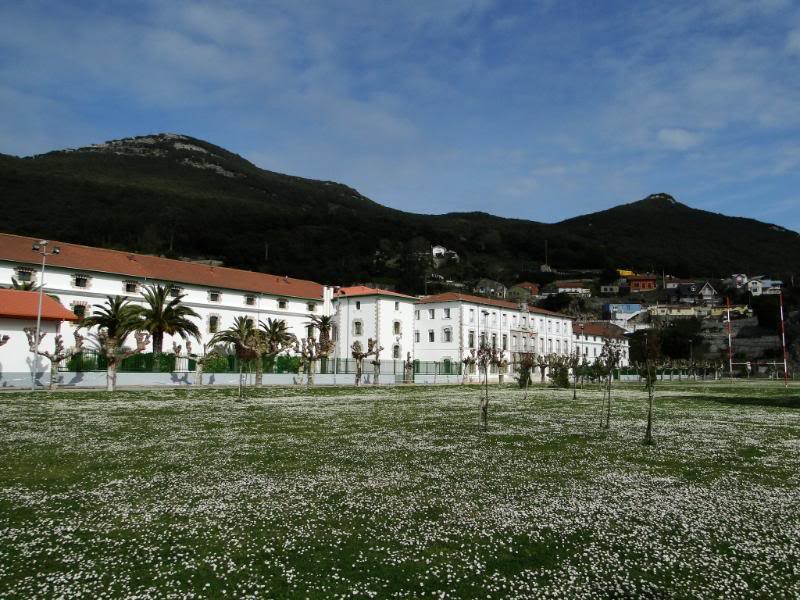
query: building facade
412 292 575 377
332 286 417 362
0 233 334 355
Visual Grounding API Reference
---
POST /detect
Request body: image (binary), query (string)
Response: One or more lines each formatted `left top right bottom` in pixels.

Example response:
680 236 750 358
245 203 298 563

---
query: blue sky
2 1 799 230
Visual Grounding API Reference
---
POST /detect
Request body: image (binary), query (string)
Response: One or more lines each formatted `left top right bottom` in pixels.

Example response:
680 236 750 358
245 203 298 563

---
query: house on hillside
670 282 719 305
0 289 79 387
431 245 459 267
722 274 749 289
474 278 507 299
508 282 540 303
556 281 592 297
748 277 783 296
627 274 658 293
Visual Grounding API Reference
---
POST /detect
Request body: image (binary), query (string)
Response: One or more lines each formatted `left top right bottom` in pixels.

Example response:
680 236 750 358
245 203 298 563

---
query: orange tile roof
336 286 417 300
416 292 520 310
0 289 79 321
0 233 324 300
573 321 627 339
417 292 574 319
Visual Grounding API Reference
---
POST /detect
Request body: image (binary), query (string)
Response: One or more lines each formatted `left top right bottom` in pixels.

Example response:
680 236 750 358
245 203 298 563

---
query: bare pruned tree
25 328 84 390
599 338 623 429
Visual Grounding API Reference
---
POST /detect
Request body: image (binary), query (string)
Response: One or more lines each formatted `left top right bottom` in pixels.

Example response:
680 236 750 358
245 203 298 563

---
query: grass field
1 381 799 598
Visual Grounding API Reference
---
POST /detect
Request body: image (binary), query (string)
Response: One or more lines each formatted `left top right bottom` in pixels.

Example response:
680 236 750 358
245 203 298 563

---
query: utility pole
31 240 61 391
780 292 789 387
726 296 733 382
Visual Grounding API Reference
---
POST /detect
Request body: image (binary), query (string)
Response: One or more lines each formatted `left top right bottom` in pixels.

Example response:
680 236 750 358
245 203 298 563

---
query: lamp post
689 339 693 380
30 240 60 391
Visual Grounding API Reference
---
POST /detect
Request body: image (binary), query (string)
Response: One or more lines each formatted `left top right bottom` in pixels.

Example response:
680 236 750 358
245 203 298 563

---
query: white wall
333 295 415 361
0 317 61 386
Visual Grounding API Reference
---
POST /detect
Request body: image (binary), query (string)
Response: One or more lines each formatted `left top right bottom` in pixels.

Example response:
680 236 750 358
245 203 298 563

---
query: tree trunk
605 377 612 429
308 360 315 386
152 331 163 354
373 363 380 385
644 381 654 445
195 361 204 386
49 360 59 391
107 362 117 392
238 364 244 400
255 356 263 387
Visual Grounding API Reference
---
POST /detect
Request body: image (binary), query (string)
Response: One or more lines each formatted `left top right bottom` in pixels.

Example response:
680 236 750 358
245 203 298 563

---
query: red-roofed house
0 289 79 385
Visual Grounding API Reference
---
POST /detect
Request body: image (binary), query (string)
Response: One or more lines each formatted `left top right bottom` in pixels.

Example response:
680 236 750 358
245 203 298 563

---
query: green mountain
1 134 798 291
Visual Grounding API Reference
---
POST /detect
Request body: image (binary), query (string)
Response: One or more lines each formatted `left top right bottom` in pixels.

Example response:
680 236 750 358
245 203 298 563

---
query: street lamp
689 339 694 381
31 240 60 391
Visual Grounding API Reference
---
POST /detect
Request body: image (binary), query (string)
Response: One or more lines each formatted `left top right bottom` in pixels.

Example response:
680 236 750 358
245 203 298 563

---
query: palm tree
211 316 260 398
260 318 296 362
80 296 149 391
135 284 201 355
308 314 334 355
306 314 335 380
11 277 39 291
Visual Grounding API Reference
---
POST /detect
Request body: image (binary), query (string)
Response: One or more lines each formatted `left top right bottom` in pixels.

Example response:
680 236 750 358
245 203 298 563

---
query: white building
748 277 783 296
572 321 630 366
332 286 417 362
0 289 79 385
0 233 334 354
412 292 575 378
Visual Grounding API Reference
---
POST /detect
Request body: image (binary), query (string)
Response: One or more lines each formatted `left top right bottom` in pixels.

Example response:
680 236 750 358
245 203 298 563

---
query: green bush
203 353 232 373
548 364 571 388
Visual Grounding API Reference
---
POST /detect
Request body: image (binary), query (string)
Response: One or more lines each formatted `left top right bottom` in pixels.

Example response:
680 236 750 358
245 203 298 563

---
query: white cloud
656 128 704 151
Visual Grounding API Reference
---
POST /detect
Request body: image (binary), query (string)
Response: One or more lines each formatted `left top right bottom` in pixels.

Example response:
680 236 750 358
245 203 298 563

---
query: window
393 345 401 359
124 281 138 294
469 309 475 323
307 302 316 312
278 299 287 309
557 340 561 353
395 301 400 310
15 268 33 282
443 328 452 343
444 308 451 319
415 330 420 343
512 335 517 349
245 318 254 328
428 330 435 343
492 312 497 325
428 309 435 319
332 325 338 341
481 332 487 346
209 290 221 302
356 301 361 310
71 303 87 318
540 339 544 353
548 320 552 332
354 321 363 336
245 295 256 306
307 325 315 339
393 321 401 335
73 274 90 289
169 286 183 298
491 333 497 348
468 331 475 348
209 315 220 333
548 340 553 353
502 334 508 350
415 310 420 320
